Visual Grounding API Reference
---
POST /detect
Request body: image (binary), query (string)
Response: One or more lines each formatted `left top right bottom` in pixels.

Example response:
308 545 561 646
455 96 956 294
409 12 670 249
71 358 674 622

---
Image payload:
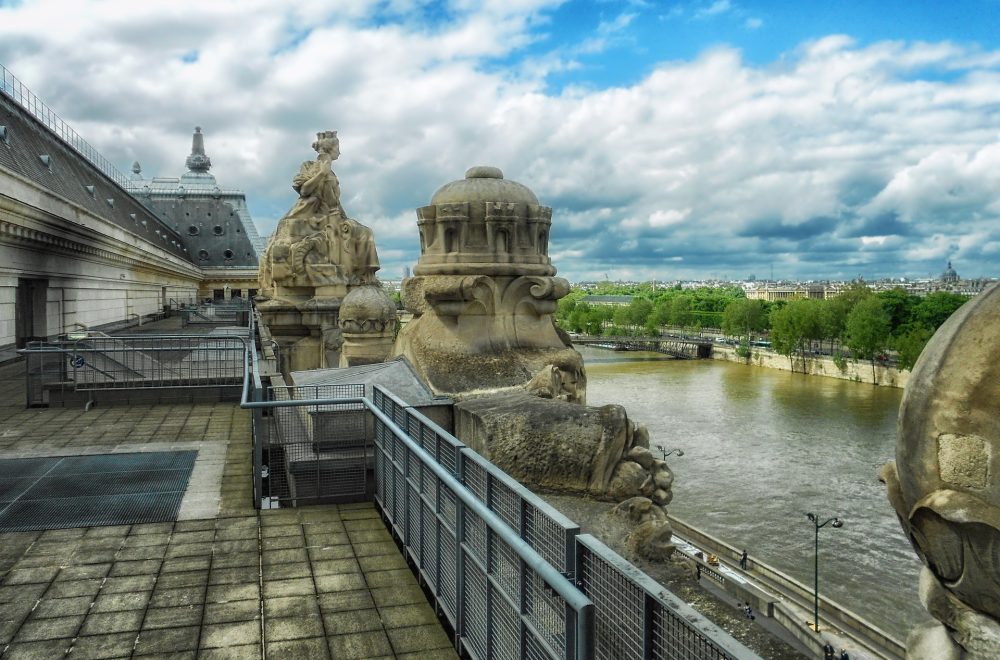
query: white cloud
0 1 998 281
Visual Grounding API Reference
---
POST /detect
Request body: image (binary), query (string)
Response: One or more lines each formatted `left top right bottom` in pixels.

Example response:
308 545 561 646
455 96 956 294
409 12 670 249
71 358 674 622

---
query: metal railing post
455 450 467 645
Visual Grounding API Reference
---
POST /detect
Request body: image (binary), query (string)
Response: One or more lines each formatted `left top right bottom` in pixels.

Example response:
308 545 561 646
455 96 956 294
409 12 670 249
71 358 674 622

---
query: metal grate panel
0 451 196 532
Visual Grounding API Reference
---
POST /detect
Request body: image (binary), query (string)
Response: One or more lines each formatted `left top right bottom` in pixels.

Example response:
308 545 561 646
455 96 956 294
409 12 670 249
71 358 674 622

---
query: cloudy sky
2 0 999 282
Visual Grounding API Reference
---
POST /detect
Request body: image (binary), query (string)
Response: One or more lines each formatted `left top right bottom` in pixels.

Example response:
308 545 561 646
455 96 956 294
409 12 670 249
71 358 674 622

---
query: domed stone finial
465 165 503 179
185 126 212 173
131 161 142 175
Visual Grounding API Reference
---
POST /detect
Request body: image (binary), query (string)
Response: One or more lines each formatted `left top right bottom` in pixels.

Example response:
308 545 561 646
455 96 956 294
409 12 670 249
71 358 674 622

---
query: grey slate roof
126 128 265 267
0 92 189 260
291 357 447 406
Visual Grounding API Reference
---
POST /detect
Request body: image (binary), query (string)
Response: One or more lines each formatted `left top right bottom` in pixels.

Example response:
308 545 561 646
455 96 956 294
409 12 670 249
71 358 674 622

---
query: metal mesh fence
576 534 757 660
251 385 759 660
371 401 588 660
21 335 246 405
260 384 368 505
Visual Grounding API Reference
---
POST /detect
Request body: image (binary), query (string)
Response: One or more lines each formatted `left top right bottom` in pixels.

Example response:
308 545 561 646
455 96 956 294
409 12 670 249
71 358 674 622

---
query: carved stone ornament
881 281 1000 659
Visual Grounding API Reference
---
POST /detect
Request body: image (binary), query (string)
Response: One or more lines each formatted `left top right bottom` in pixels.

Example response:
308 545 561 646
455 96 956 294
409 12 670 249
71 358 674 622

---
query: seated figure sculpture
258 131 379 300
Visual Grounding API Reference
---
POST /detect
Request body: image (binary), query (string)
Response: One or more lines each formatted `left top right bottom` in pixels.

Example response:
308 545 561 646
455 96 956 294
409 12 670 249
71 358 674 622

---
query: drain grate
0 451 197 532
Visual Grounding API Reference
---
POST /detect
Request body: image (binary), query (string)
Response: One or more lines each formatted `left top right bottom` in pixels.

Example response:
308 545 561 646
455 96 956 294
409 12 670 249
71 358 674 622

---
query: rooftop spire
184 126 211 173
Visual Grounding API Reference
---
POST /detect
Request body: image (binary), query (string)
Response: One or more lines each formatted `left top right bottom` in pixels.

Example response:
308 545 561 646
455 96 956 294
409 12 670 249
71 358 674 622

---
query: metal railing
243 368 757 659
21 335 247 406
576 534 755 660
1 63 135 191
180 300 252 325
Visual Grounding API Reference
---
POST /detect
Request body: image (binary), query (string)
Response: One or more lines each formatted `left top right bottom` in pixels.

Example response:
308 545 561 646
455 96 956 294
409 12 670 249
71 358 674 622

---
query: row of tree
555 283 970 376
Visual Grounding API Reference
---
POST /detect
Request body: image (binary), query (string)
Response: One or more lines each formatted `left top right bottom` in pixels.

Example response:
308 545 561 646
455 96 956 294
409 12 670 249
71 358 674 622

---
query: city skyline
2 1 999 281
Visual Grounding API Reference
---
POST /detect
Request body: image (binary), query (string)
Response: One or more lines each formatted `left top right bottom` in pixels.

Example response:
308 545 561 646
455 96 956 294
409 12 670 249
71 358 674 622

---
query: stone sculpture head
881 282 1000 655
313 130 340 160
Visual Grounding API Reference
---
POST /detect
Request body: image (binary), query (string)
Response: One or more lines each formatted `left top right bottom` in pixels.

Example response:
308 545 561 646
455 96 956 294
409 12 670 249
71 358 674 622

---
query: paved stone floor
0 360 458 659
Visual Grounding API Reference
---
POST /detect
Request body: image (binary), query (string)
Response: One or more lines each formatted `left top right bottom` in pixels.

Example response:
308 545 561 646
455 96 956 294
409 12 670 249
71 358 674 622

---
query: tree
669 295 693 327
722 299 768 343
914 292 968 329
844 297 892 384
770 301 808 370
628 298 653 330
894 324 934 371
768 299 825 370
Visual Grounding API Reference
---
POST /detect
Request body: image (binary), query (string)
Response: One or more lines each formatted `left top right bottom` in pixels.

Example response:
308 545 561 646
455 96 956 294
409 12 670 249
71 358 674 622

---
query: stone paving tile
67 631 138 659
328 629 394 659
132 625 200 654
385 622 454 654
140 605 204 630
204 598 260 625
271 636 332 659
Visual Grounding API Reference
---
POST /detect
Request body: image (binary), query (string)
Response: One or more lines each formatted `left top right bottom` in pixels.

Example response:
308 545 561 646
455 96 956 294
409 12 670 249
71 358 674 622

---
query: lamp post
805 512 842 633
658 447 684 459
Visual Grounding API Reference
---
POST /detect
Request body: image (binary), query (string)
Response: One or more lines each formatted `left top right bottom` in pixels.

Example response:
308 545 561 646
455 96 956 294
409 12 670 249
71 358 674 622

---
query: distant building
581 295 633 306
126 127 264 301
940 260 959 284
744 283 839 301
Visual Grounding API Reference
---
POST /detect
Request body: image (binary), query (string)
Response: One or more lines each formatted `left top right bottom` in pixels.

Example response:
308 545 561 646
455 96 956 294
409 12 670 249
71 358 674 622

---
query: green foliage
721 298 769 341
735 339 752 361
832 351 849 372
914 292 968 329
845 297 892 383
894 324 934 371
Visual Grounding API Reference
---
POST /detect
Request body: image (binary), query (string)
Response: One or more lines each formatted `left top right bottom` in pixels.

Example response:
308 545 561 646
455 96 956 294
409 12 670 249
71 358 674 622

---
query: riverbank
710 344 909 388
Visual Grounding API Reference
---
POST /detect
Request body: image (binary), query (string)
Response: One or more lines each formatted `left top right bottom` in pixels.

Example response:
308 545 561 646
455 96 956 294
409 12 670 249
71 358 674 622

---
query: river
578 346 931 642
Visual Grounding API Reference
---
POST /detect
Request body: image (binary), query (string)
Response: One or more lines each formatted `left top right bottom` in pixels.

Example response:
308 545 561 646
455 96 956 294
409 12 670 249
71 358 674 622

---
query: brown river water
578 346 931 643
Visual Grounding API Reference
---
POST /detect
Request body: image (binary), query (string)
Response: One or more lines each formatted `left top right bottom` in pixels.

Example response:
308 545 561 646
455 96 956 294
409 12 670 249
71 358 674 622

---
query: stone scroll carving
880 281 1000 659
258 131 379 300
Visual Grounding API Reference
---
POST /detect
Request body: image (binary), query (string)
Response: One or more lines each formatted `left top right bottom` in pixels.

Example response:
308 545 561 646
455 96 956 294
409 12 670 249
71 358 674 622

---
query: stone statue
259 131 379 300
880 281 1000 659
257 131 389 373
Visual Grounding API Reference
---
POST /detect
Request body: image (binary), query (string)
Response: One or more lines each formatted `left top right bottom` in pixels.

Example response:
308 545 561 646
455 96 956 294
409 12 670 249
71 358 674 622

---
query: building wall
1 166 201 354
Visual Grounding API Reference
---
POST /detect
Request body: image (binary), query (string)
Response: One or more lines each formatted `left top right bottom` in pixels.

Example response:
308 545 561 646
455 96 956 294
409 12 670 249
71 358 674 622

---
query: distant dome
941 261 959 282
430 166 539 206
340 285 396 328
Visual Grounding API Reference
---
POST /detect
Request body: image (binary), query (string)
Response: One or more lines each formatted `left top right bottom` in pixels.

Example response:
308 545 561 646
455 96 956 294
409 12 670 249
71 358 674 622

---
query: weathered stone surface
626 520 675 561
453 391 663 498
611 497 667 525
653 467 674 490
651 488 673 506
392 167 585 398
626 447 655 471
607 461 647 500
882 281 1000 658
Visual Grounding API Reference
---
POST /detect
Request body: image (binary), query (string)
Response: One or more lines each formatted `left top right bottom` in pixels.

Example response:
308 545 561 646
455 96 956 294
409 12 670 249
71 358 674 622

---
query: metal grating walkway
0 451 197 532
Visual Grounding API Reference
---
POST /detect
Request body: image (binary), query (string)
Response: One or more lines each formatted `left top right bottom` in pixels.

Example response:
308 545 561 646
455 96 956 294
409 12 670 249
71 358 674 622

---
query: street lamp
658 447 684 459
805 512 843 633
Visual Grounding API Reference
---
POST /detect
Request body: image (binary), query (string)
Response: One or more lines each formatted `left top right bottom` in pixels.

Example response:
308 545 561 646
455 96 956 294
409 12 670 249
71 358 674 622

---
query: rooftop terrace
0 353 458 659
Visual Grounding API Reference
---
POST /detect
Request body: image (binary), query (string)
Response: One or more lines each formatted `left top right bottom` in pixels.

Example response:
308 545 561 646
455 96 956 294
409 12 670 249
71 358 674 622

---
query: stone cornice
0 194 202 280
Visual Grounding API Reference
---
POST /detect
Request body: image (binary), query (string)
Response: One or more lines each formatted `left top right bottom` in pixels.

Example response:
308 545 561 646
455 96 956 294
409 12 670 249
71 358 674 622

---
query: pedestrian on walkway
739 549 748 570
823 642 835 660
696 564 701 580
839 650 850 660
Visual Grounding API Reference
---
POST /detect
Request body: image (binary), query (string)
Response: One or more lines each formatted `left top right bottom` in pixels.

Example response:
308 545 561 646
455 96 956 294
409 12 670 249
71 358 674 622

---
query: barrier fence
247 375 758 659
20 333 248 406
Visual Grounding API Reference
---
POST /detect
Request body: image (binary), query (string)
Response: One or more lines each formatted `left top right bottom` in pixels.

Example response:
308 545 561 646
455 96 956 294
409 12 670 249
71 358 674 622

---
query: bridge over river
573 335 714 359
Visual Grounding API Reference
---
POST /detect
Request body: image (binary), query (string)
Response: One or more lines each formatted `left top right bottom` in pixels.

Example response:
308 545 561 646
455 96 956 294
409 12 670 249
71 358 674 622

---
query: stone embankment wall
711 345 910 389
